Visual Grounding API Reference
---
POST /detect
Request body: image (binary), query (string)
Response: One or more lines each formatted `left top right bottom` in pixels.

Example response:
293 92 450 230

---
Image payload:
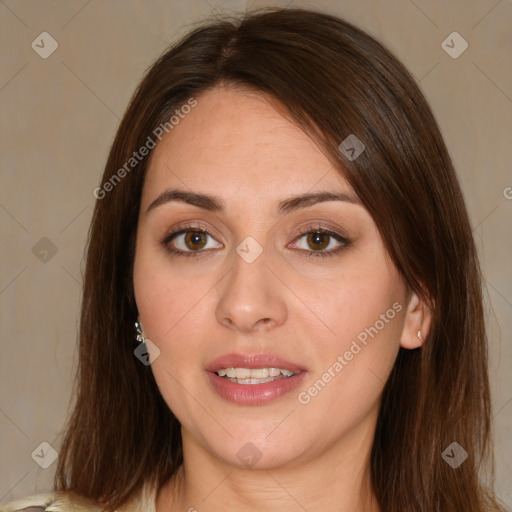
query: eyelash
160 222 351 259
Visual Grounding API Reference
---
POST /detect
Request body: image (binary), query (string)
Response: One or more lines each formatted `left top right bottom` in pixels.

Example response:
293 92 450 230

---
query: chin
199 424 306 470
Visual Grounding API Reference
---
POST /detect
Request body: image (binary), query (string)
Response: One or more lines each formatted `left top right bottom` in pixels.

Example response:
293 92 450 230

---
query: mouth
205 353 307 405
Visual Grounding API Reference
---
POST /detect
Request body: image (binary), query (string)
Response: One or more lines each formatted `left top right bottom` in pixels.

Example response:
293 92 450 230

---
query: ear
400 291 432 349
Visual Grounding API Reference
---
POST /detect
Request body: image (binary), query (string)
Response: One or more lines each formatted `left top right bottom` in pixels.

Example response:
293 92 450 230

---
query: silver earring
135 321 145 343
417 330 423 341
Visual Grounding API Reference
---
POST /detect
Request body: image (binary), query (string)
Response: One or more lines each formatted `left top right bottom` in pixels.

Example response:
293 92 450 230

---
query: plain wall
1 0 511 507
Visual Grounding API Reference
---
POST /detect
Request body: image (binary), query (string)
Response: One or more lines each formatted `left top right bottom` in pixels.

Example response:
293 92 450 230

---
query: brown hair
54 7 505 511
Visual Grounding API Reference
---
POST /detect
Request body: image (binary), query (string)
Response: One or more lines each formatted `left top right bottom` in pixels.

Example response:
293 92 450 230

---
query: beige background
1 0 511 506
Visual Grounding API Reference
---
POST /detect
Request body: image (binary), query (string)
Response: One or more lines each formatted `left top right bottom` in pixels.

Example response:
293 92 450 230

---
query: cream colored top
0 483 157 512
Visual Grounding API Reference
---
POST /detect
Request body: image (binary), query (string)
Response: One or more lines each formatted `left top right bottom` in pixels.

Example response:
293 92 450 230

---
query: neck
156 407 381 512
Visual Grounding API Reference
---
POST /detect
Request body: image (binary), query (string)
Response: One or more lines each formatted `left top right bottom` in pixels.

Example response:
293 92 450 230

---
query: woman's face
133 85 417 470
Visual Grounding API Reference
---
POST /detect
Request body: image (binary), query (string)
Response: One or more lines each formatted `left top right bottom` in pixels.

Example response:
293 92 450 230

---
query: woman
2 7 506 512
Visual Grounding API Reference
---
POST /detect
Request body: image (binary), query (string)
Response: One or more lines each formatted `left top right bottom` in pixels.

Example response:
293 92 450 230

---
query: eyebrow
145 188 360 215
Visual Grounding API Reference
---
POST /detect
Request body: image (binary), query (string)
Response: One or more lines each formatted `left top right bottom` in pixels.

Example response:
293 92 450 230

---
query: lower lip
206 371 307 405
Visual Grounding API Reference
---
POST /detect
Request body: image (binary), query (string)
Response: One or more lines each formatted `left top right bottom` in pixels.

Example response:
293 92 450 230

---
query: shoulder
1 483 158 512
0 482 158 512
0 491 104 512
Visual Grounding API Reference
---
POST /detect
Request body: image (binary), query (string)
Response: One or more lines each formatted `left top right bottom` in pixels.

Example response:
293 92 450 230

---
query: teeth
216 367 297 379
231 377 280 385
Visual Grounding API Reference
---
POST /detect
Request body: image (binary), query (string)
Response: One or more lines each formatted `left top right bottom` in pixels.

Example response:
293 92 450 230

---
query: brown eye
306 232 330 251
184 231 208 250
290 226 350 259
162 227 223 256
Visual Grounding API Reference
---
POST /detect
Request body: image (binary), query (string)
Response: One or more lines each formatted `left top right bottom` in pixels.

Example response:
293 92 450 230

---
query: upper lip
206 353 305 373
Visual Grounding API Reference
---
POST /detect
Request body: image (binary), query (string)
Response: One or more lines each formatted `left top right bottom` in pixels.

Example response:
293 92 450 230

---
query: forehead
142 85 353 209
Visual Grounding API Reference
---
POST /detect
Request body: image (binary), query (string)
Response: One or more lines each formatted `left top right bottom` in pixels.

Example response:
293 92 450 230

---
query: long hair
54 8 505 511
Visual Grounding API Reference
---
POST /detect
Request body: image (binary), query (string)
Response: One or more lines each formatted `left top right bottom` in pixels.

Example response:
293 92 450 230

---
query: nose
215 247 288 334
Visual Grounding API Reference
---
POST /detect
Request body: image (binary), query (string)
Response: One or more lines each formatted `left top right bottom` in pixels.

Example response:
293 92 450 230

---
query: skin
133 84 432 512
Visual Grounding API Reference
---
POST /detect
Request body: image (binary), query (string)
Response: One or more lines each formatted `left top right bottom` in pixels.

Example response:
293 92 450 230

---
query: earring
135 320 145 343
417 330 423 341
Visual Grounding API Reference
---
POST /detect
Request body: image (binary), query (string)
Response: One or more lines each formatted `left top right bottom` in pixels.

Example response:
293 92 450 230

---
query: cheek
296 262 405 413
133 239 212 342
133 248 215 424
304 256 404 348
